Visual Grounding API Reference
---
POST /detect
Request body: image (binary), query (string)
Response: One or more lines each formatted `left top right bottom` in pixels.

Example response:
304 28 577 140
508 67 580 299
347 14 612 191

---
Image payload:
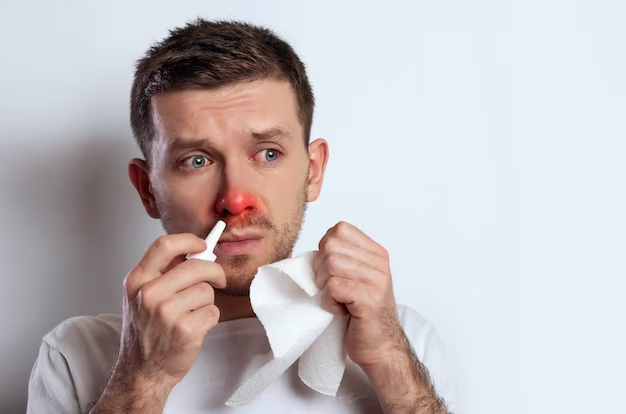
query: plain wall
1 1 624 413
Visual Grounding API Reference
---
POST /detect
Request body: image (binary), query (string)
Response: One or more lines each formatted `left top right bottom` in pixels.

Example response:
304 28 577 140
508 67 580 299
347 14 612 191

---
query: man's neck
214 291 255 322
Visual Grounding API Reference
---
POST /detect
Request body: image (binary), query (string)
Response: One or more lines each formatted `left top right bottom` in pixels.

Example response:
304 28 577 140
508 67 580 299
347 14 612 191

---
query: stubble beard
156 184 308 297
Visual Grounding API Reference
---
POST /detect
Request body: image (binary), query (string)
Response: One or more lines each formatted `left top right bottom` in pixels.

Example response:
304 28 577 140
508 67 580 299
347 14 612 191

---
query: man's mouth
215 233 263 256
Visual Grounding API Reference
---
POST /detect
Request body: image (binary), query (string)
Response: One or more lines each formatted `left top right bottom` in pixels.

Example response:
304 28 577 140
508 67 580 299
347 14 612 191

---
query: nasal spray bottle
186 220 227 262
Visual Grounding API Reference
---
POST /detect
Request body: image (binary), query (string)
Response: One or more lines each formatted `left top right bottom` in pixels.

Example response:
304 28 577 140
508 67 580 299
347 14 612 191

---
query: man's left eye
255 148 282 163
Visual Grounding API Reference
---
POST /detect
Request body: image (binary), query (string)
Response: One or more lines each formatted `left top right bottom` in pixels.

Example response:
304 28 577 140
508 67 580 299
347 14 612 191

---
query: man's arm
87 357 174 414
361 331 449 414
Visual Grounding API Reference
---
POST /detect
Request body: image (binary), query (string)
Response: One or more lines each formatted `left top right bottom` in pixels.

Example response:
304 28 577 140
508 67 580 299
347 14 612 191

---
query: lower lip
216 238 262 256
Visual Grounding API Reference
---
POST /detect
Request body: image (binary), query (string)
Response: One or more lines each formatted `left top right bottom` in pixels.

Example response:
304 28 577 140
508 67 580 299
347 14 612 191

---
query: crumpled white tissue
226 251 348 406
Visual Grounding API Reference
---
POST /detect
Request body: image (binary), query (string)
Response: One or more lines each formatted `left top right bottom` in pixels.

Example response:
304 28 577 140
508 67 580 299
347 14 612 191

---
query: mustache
200 211 276 238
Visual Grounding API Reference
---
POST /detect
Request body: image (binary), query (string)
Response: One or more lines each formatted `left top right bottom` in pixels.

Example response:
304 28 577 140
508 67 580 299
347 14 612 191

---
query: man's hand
313 222 448 413
89 233 226 413
121 233 226 383
312 221 401 368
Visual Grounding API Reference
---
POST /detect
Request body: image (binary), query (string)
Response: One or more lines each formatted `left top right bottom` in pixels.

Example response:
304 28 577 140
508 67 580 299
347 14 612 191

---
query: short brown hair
130 18 314 161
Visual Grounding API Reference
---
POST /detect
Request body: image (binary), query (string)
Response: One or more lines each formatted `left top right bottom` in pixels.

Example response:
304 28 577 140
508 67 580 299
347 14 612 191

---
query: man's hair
130 18 314 161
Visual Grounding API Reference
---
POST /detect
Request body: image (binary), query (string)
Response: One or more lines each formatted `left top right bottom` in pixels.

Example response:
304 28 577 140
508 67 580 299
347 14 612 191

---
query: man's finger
183 303 221 335
143 259 227 296
162 254 188 275
320 283 350 316
317 237 389 274
313 251 385 290
322 276 384 319
320 221 389 259
125 233 207 299
165 281 216 315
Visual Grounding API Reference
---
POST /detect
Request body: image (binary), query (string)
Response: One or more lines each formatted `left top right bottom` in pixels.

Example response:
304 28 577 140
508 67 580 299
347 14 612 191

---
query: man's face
139 79 324 295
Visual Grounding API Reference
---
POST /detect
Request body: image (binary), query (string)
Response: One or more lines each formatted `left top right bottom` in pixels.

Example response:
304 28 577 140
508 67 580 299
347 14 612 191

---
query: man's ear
128 158 161 219
306 138 329 202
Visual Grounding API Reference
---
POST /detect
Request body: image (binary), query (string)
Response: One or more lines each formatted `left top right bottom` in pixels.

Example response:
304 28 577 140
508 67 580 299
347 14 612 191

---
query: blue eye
255 149 281 163
190 155 207 168
264 149 279 162
181 155 210 171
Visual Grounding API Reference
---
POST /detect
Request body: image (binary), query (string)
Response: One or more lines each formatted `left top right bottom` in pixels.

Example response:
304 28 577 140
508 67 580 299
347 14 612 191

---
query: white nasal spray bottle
186 220 226 262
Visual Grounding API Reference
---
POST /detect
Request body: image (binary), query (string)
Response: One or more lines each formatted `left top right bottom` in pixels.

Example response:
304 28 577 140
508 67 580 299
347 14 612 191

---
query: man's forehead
150 79 302 144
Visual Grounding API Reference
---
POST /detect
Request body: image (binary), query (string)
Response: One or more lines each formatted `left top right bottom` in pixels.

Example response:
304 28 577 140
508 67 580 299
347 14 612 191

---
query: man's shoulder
43 313 122 355
395 303 432 333
395 303 440 354
30 315 122 413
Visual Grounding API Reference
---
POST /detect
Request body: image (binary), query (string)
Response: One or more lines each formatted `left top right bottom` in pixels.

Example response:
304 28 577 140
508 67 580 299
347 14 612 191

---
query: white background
1 1 624 413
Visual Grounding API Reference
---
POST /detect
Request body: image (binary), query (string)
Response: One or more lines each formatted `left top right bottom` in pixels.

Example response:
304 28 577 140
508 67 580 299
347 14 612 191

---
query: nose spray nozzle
186 220 226 262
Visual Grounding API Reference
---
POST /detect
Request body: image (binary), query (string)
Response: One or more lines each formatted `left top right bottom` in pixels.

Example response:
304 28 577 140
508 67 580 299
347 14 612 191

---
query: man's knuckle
324 237 340 252
335 221 350 235
198 282 212 296
153 235 172 252
174 320 194 338
156 301 173 319
206 306 220 321
199 311 219 333
138 287 156 310
327 276 341 291
318 235 330 251
326 253 343 273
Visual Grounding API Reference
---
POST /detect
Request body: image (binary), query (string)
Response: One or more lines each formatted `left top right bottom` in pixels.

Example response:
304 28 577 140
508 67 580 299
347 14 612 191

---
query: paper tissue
226 251 348 406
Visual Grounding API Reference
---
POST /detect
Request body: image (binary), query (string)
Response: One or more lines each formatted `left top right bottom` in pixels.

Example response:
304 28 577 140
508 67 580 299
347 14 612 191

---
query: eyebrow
168 127 294 154
250 127 294 144
168 137 208 154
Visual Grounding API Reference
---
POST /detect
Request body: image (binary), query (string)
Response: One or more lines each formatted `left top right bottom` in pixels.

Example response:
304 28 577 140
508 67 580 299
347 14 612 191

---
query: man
27 19 455 413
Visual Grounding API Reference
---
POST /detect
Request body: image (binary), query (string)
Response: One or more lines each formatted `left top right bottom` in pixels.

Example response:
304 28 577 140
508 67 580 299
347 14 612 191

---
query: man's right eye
181 155 211 170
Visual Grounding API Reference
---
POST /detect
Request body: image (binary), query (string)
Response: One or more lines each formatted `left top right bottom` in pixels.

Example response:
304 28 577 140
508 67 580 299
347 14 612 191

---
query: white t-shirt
27 304 456 413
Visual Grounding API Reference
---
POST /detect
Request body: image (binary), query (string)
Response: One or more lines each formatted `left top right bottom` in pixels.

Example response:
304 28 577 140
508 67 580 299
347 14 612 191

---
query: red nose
215 191 259 216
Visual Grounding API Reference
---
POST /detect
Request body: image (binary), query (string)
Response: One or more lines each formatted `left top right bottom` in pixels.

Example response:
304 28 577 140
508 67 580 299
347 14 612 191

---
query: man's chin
218 254 259 296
